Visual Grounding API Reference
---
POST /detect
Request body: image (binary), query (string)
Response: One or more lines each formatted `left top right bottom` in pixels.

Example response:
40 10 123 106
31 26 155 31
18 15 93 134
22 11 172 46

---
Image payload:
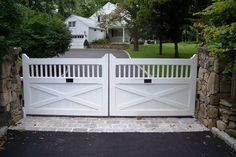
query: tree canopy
0 0 72 58
0 0 23 58
9 7 71 58
196 0 236 73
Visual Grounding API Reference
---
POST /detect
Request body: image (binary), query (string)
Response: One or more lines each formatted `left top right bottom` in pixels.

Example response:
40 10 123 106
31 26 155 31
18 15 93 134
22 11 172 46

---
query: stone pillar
0 48 23 126
196 48 232 128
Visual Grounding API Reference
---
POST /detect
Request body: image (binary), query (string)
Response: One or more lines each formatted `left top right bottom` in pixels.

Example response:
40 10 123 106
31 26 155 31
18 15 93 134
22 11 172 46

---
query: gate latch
144 79 152 83
66 78 74 83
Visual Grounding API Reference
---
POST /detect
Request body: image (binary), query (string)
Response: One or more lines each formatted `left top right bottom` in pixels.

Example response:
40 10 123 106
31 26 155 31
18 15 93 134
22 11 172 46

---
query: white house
65 15 106 49
65 2 129 49
90 2 130 43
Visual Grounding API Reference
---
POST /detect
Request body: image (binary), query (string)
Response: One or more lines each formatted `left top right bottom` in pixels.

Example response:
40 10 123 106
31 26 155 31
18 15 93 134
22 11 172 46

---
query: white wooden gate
23 54 197 117
109 55 197 116
22 54 108 116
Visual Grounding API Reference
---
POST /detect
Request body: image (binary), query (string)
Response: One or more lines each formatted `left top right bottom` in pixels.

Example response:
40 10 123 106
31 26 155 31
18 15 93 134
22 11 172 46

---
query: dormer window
68 21 76 27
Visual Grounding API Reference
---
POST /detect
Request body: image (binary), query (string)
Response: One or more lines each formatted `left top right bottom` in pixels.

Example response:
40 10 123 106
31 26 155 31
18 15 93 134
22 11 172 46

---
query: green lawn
127 43 199 58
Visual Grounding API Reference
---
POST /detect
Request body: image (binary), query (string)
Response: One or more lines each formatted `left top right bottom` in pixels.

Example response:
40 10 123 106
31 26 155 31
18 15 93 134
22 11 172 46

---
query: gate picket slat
185 65 189 78
147 65 150 78
59 65 61 77
167 65 169 78
142 65 145 78
123 65 126 78
96 65 99 78
72 65 75 77
138 65 140 78
152 65 155 78
176 65 179 77
35 65 39 77
181 65 184 78
63 65 66 77
133 65 135 78
30 65 34 77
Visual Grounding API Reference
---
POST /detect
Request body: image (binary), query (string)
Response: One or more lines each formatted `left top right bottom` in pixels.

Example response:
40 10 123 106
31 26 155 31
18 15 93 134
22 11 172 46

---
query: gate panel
23 54 109 116
109 55 197 116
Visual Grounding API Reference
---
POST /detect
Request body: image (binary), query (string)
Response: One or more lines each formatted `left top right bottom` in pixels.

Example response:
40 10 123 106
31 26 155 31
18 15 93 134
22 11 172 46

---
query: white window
68 21 76 27
72 35 84 39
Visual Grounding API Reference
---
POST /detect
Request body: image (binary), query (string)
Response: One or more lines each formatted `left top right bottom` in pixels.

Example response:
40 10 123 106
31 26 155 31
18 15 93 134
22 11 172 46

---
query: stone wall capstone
196 48 232 128
0 48 23 126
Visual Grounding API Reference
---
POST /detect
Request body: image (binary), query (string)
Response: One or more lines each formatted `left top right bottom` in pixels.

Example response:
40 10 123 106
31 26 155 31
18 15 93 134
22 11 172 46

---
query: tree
10 7 71 58
19 0 76 18
0 0 22 58
121 0 148 51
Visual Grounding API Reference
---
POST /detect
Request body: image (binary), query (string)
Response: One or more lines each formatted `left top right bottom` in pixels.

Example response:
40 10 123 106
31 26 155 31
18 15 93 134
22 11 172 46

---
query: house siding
88 28 106 42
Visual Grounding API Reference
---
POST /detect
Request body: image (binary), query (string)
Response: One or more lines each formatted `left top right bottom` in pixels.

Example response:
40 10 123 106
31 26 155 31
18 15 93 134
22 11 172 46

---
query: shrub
10 7 71 58
91 38 109 45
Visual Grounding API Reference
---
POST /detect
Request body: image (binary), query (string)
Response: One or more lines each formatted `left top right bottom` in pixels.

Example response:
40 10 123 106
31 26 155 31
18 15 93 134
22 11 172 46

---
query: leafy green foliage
0 0 22 58
10 7 71 58
91 38 109 45
197 0 236 73
19 0 76 18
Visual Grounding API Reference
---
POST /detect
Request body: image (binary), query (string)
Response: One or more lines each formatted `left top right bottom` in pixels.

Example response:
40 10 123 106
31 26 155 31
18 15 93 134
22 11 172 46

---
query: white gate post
109 54 117 115
22 54 30 114
189 54 198 116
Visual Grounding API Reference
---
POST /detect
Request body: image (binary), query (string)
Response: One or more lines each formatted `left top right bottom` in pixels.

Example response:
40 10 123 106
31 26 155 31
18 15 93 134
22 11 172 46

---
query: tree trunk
159 38 163 55
133 37 139 51
231 70 236 100
174 41 179 58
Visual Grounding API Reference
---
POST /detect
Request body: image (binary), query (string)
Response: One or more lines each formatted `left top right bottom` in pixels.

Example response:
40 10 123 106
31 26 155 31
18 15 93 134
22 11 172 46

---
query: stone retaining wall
0 49 23 126
196 48 232 128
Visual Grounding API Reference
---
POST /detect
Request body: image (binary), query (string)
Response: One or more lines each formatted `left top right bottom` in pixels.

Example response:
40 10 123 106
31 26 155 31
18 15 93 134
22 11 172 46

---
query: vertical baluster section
181 65 184 78
72 65 75 77
87 65 90 77
35 65 39 77
186 65 189 78
132 65 135 78
96 65 99 77
142 65 145 78
59 65 61 77
152 65 155 78
162 65 165 77
45 65 48 77
91 65 94 78
123 65 126 78
147 65 150 78
63 65 66 77
167 65 169 77
137 65 140 78
30 65 34 77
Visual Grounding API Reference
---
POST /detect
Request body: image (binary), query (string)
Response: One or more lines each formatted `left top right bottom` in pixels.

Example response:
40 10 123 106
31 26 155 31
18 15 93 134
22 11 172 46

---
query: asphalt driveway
0 131 235 157
58 49 129 58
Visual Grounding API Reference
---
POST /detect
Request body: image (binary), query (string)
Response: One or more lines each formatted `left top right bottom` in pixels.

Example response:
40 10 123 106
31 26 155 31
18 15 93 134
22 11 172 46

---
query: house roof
89 2 117 19
67 15 104 30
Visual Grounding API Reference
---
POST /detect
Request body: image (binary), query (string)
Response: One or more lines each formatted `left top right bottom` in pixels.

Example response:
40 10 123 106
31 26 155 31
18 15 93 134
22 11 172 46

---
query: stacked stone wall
197 48 232 128
0 49 23 126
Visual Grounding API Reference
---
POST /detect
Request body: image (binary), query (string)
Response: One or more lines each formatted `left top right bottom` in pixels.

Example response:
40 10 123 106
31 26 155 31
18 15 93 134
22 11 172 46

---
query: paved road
58 49 129 58
0 130 235 157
